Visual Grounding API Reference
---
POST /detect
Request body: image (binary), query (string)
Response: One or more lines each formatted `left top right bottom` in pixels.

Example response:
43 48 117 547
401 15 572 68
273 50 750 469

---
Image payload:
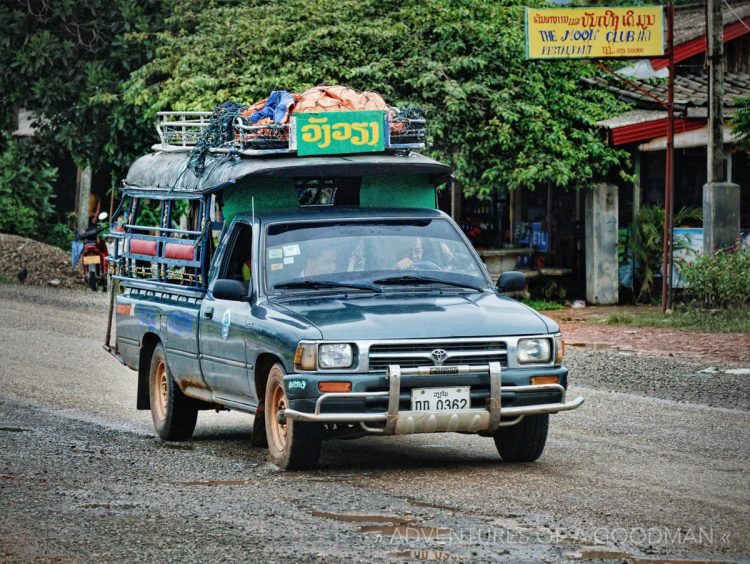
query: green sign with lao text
295 110 386 156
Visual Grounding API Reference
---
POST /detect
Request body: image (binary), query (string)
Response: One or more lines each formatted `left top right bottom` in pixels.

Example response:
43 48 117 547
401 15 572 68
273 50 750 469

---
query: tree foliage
0 0 166 178
126 0 631 197
732 96 750 152
0 135 58 238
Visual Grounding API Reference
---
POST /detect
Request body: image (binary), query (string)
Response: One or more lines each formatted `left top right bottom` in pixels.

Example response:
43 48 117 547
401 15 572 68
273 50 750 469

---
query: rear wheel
493 414 549 462
149 343 197 441
87 269 97 291
264 363 321 470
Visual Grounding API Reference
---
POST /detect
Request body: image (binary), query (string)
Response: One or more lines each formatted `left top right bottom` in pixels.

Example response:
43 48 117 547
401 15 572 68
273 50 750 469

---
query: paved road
0 284 748 562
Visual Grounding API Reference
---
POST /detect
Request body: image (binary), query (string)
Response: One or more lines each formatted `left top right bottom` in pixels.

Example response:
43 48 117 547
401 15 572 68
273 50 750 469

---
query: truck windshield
265 218 489 293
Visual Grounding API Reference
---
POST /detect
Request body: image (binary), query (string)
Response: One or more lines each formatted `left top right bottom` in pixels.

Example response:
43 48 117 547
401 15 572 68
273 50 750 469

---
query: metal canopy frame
123 151 453 196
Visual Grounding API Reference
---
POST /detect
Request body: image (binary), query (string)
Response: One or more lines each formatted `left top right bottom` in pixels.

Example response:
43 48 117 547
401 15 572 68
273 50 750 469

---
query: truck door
199 222 255 406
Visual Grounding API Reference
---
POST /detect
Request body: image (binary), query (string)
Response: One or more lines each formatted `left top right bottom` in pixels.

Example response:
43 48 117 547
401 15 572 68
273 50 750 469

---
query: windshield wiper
373 275 483 291
274 279 382 292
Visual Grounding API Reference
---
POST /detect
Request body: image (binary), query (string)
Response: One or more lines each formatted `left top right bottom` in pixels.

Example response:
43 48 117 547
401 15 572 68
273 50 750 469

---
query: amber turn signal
555 335 565 364
318 381 352 393
531 375 560 386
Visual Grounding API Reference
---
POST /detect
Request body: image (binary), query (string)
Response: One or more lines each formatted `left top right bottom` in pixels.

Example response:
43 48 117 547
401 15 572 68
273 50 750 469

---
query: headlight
318 343 353 369
517 338 552 364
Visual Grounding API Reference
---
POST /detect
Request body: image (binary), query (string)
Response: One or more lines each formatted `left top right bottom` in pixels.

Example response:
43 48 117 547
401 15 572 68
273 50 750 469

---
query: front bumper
282 362 584 435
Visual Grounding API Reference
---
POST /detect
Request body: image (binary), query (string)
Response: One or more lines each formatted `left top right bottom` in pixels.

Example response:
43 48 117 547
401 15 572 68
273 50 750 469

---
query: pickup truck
108 109 582 469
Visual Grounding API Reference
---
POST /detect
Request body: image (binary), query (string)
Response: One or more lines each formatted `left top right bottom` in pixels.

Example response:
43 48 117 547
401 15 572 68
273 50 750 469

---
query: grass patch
522 299 565 311
605 308 750 333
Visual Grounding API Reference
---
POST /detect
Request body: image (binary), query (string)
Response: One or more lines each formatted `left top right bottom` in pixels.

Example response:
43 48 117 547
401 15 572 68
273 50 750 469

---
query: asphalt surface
0 284 748 563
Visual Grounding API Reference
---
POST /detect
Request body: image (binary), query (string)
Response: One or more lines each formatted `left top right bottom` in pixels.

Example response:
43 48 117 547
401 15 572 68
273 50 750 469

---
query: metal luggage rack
153 110 427 155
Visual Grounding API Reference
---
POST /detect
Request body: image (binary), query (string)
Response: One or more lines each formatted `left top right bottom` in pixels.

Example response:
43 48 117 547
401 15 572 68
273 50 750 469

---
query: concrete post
703 181 741 253
585 183 619 305
76 165 92 232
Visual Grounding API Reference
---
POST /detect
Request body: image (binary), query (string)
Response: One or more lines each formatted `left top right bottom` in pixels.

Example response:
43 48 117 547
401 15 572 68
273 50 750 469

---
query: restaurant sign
295 110 386 156
525 7 664 59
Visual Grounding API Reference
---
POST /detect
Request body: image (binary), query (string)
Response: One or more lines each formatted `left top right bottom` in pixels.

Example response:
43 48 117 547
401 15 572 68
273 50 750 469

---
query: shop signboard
525 6 665 59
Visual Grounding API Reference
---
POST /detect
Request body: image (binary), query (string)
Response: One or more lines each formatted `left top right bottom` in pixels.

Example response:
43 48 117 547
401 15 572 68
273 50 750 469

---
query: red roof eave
610 118 705 146
651 17 750 70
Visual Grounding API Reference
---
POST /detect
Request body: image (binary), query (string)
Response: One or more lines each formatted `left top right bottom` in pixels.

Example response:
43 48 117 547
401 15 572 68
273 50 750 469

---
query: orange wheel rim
269 381 288 451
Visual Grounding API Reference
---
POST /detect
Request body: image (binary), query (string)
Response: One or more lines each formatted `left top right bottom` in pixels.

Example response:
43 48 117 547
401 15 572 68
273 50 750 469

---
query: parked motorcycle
72 212 109 291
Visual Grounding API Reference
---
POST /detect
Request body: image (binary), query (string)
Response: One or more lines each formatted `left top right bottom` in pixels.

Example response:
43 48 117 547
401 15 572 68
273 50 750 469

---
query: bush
680 246 750 308
44 220 76 251
0 136 58 238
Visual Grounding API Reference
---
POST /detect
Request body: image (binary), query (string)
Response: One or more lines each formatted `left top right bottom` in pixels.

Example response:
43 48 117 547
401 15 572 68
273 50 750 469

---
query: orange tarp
241 85 390 126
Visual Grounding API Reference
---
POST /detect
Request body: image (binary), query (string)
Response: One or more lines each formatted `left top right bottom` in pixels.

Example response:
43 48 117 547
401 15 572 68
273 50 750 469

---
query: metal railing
152 110 427 155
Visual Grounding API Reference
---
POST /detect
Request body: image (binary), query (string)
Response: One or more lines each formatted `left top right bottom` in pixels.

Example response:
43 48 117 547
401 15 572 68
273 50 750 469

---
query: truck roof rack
153 110 427 156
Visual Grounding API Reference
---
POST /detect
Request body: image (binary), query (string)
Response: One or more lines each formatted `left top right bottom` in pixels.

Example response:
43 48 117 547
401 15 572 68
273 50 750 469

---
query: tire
493 414 549 462
149 343 198 441
264 363 321 470
88 269 97 291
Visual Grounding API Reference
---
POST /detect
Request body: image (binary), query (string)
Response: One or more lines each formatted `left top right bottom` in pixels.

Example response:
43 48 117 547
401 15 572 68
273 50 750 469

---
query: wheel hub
155 360 168 420
269 383 288 450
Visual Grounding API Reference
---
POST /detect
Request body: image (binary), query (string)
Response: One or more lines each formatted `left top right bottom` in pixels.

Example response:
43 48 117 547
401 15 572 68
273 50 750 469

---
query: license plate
411 387 470 411
83 255 100 265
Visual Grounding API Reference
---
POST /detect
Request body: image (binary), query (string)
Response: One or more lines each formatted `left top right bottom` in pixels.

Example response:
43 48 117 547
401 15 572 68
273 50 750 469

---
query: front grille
368 341 507 371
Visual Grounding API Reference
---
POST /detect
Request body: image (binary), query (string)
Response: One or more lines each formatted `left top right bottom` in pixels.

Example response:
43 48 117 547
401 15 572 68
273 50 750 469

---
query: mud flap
250 405 268 447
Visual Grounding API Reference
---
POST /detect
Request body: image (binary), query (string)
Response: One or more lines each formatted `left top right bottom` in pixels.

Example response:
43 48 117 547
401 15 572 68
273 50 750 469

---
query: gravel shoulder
0 284 748 562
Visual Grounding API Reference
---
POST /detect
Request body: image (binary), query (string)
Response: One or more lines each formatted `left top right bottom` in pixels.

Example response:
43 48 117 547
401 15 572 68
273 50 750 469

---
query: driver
301 245 337 277
395 238 424 270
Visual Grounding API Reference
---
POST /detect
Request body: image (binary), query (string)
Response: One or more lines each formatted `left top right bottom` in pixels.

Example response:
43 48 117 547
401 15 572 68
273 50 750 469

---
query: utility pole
703 0 741 255
707 0 724 183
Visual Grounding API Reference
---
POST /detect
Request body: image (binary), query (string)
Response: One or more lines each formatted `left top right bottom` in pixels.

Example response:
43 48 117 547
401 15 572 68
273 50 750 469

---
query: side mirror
496 271 526 293
213 279 248 301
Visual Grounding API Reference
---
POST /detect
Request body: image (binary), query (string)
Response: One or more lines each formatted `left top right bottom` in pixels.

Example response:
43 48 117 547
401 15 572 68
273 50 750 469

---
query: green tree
127 0 631 197
0 0 166 180
0 135 58 238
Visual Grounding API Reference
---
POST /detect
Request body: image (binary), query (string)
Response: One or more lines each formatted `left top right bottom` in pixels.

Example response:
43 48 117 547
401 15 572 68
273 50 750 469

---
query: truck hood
271 291 557 340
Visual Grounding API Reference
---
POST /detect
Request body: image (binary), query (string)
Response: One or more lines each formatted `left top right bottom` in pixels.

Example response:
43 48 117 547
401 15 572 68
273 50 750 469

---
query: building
591 1 750 242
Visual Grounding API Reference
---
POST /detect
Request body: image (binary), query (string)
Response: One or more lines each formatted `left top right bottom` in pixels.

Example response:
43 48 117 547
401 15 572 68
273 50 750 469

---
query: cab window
220 223 253 283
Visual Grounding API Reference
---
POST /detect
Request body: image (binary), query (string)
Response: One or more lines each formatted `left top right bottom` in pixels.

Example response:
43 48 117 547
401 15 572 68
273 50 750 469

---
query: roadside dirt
0 233 82 289
547 306 750 365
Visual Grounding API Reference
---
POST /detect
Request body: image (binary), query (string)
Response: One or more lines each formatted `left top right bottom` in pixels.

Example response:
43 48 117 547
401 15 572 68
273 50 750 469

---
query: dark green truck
108 110 582 469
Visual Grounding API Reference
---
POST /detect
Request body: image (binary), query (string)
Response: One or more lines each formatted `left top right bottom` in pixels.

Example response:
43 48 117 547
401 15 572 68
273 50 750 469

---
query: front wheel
493 414 549 462
149 343 198 441
264 363 321 470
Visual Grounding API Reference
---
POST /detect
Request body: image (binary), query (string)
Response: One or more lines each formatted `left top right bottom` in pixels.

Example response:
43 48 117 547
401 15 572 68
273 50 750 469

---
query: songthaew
105 85 583 470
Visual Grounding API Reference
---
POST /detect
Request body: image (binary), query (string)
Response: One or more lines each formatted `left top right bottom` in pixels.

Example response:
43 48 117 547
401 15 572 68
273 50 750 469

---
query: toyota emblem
430 349 448 365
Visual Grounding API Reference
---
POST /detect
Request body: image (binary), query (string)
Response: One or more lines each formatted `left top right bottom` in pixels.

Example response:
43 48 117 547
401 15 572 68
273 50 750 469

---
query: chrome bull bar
282 362 584 435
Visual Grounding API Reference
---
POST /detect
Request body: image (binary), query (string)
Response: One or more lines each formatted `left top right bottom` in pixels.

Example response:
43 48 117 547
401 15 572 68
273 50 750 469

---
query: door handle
203 305 214 319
